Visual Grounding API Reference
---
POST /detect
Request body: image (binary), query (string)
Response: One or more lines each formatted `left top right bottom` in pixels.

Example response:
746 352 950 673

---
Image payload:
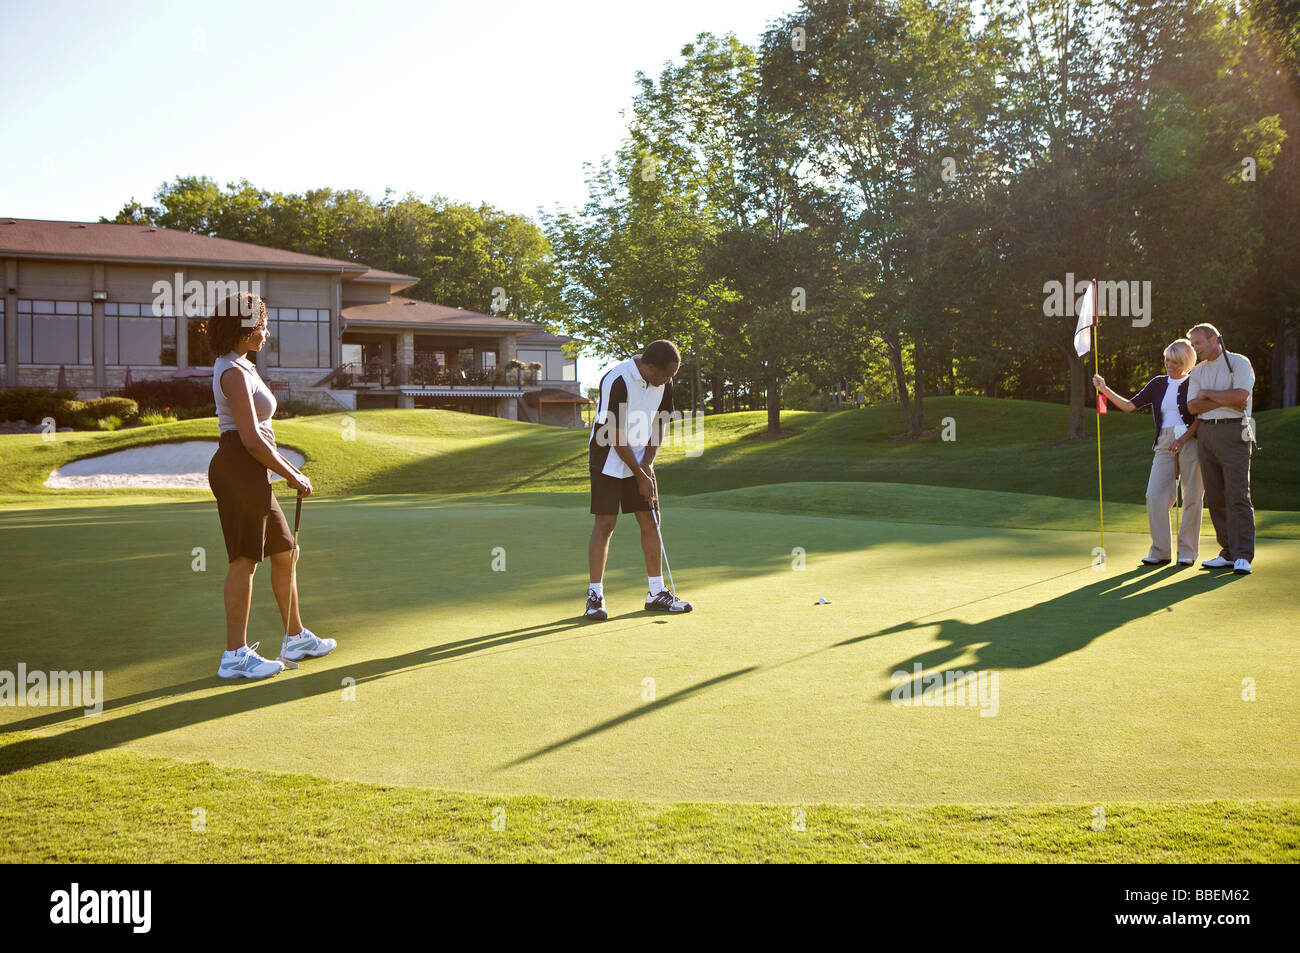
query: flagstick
1093 280 1104 553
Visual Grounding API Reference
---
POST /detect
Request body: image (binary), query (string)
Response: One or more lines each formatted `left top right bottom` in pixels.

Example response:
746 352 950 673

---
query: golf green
3 491 1296 807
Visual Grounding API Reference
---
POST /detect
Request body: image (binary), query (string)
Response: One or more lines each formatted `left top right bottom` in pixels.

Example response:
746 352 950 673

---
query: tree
766 0 1017 435
104 178 565 326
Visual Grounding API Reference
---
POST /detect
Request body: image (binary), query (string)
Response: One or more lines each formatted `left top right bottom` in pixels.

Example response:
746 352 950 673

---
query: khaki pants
1146 428 1204 562
1197 418 1255 562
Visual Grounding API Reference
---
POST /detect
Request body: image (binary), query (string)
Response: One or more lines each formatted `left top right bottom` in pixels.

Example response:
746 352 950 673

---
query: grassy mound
1 397 1296 510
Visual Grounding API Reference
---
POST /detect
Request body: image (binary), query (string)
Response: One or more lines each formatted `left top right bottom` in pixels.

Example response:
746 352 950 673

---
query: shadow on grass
0 615 614 776
857 566 1245 701
1 566 1246 779
496 666 759 772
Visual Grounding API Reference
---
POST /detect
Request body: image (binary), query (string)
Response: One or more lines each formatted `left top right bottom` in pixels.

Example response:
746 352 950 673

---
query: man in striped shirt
585 340 693 620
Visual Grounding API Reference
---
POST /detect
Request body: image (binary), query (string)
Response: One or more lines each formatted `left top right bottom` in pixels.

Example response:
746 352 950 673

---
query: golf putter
278 493 303 670
650 479 677 597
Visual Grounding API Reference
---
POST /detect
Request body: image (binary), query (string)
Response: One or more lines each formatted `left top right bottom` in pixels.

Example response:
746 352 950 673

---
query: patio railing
317 362 539 389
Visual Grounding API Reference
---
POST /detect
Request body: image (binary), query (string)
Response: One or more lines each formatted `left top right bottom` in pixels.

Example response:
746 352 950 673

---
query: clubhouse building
0 218 586 424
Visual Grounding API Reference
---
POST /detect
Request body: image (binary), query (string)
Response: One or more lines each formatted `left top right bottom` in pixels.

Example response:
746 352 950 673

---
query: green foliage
274 399 331 418
137 411 179 426
82 397 139 422
544 0 1297 435
0 388 80 423
116 378 212 411
107 179 565 327
173 404 216 420
781 372 818 410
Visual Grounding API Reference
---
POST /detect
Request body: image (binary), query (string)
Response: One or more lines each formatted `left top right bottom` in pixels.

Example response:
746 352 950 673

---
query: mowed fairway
1 403 1298 861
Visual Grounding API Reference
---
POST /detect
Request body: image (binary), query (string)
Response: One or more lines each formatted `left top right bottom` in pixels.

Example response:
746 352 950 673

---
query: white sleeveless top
213 353 277 443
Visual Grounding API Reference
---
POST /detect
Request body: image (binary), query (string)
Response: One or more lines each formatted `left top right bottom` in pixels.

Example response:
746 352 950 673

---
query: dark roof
354 267 419 286
0 217 368 273
341 296 542 333
517 330 574 346
524 387 592 405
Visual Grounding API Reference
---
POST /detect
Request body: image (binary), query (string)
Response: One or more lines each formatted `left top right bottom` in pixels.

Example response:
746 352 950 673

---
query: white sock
648 576 665 595
589 581 603 597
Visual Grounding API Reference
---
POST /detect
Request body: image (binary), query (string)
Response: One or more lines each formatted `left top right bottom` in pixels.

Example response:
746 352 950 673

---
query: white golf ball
817 597 827 604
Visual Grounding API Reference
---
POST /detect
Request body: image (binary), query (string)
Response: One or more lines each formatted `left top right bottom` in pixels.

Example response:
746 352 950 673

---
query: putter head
278 637 299 670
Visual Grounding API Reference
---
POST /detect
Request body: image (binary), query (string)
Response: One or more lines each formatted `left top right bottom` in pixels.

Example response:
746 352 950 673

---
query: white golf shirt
588 358 675 479
1187 350 1254 420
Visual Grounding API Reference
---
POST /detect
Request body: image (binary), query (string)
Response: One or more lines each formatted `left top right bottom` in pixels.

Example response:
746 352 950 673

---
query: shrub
0 387 80 422
48 399 87 427
116 378 212 411
83 396 139 422
274 399 330 418
138 411 179 426
174 404 216 420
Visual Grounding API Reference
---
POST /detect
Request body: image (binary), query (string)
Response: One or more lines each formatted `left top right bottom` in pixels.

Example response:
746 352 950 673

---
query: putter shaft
650 479 676 595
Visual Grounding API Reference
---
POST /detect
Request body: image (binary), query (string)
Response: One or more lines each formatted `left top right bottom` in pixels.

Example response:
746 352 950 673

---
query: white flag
1073 280 1096 357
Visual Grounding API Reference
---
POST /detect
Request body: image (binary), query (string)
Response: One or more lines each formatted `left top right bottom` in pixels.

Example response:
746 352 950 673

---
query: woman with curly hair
206 292 335 679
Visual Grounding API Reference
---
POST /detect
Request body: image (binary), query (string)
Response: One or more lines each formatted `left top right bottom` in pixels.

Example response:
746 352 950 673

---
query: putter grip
294 494 302 533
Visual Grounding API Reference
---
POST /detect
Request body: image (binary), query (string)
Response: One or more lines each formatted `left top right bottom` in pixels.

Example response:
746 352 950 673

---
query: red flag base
1097 393 1108 414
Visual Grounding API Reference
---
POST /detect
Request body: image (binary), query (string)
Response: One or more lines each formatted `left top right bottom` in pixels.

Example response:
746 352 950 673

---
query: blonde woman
1093 339 1202 566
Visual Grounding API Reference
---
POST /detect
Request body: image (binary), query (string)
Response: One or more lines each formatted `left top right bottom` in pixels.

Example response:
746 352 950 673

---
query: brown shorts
208 431 295 563
590 468 653 515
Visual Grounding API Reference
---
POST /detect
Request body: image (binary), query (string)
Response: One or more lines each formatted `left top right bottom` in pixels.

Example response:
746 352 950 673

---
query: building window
266 307 331 368
519 348 560 379
17 300 92 365
105 303 176 366
187 315 222 367
482 350 497 369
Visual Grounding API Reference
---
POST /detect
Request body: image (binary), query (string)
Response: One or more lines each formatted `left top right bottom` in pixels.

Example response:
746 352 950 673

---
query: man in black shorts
585 340 693 620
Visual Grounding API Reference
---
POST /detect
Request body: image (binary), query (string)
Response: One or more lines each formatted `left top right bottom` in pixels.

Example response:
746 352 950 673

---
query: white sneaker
218 642 285 680
1201 556 1232 569
1233 559 1252 575
281 628 337 661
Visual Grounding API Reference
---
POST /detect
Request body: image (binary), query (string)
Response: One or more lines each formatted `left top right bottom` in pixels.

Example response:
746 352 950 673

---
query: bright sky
1 0 794 384
0 0 791 221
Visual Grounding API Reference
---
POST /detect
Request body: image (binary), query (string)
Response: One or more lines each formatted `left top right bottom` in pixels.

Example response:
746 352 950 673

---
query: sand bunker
45 441 305 489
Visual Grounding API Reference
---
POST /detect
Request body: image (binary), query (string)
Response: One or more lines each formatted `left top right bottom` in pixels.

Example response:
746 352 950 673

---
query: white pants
1145 428 1204 562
